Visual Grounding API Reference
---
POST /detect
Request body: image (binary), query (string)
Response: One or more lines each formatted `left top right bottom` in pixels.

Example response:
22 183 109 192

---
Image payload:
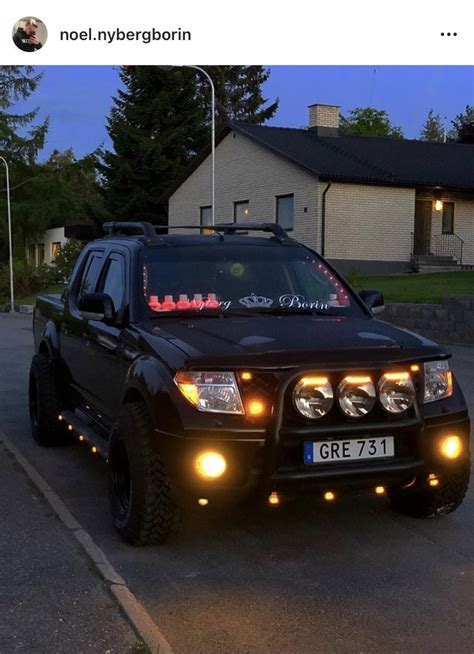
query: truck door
61 248 106 407
79 251 129 421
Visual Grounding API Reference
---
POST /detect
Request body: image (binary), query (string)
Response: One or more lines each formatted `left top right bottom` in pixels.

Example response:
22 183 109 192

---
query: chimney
308 103 340 136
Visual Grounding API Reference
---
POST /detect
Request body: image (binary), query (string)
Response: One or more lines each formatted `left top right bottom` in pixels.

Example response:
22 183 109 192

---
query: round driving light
439 435 462 460
194 451 227 479
293 377 333 419
378 372 415 414
337 376 376 417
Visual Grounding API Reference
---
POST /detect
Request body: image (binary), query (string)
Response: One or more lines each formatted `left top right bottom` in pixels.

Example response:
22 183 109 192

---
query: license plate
304 436 394 464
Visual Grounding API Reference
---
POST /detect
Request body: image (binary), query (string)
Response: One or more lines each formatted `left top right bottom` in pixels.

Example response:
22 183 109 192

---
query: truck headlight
174 371 244 414
378 372 415 413
337 376 376 417
424 361 453 403
293 376 333 419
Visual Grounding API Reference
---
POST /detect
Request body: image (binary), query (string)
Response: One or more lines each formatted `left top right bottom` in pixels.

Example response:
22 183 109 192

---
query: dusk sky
17 66 474 161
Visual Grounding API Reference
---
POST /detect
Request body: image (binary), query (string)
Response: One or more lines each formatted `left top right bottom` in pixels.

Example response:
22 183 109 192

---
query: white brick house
163 104 474 274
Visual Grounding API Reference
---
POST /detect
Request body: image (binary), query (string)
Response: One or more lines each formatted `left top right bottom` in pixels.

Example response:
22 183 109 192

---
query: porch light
434 200 443 211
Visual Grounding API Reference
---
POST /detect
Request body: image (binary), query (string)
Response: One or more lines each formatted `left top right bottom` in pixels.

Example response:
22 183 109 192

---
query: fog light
324 491 335 501
268 491 280 505
194 451 226 479
375 486 385 495
198 498 209 506
439 435 462 460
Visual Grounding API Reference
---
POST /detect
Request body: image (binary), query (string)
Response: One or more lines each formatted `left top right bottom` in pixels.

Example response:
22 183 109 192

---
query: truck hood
144 314 447 369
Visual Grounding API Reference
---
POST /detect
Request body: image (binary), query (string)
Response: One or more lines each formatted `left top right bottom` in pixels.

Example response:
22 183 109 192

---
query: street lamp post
0 157 14 312
158 65 216 225
188 66 216 226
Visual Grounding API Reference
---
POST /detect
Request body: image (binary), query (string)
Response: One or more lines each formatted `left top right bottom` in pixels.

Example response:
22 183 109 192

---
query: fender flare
122 355 182 433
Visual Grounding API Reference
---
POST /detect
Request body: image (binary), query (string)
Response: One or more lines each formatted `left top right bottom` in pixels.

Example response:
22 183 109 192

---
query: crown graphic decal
239 293 273 309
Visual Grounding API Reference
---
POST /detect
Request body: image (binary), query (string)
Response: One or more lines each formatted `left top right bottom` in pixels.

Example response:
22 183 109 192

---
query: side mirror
359 288 385 315
78 293 116 323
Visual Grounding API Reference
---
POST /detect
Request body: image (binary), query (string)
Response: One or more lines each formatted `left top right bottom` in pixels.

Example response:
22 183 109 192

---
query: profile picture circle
12 17 47 52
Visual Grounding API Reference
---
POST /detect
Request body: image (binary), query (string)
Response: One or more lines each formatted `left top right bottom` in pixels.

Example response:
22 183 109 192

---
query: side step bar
61 410 109 460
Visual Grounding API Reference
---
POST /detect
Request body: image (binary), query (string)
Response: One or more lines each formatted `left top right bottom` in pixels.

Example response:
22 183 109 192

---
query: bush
0 259 54 304
49 239 85 283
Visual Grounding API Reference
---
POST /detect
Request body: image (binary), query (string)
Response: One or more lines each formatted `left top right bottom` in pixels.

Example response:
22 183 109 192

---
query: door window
79 252 104 298
101 255 126 312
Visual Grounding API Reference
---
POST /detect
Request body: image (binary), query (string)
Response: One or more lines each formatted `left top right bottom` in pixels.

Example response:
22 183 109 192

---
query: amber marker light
247 399 265 416
324 491 335 501
447 370 453 396
382 372 410 381
194 451 227 479
439 435 462 460
268 492 280 506
375 486 385 495
198 498 209 506
428 474 440 487
241 372 252 381
410 364 420 373
301 376 330 386
178 382 199 407
343 375 372 385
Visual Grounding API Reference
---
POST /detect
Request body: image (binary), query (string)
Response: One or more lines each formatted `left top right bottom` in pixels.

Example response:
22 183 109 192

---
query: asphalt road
1 313 473 653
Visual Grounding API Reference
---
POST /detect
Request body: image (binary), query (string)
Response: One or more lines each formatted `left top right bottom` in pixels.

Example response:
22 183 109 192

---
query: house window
37 243 45 265
442 202 454 234
51 242 61 261
200 205 212 234
234 200 250 223
276 194 294 231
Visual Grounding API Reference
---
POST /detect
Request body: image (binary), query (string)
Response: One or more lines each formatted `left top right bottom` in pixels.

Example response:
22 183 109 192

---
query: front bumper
155 410 471 500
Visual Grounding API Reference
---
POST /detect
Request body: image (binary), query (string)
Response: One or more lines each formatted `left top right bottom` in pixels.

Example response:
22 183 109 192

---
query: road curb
0 431 173 654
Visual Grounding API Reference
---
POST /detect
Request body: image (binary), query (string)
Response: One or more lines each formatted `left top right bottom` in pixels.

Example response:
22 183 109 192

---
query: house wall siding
323 183 416 262
169 131 320 251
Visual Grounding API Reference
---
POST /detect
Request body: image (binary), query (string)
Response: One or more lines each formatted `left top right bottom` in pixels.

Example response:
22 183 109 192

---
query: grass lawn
16 283 66 306
354 271 474 304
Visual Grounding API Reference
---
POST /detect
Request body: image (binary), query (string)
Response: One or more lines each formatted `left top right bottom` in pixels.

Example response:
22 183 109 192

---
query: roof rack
102 221 156 238
157 222 294 243
102 221 294 244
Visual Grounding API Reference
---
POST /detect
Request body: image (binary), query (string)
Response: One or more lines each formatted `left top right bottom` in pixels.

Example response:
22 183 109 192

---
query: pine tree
449 105 474 143
98 66 209 223
203 66 279 128
420 109 445 142
0 66 48 163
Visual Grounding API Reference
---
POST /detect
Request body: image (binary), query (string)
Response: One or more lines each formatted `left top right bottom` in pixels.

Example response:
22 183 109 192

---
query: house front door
413 200 432 255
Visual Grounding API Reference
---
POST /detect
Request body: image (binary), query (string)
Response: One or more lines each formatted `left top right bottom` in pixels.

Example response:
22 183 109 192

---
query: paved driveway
1 313 473 653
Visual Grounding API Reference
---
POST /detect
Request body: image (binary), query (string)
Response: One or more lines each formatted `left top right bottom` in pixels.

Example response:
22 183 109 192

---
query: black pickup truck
30 221 470 544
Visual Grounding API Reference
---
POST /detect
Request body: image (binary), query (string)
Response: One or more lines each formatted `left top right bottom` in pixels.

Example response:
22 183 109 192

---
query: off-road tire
28 353 68 446
109 401 181 545
389 462 470 518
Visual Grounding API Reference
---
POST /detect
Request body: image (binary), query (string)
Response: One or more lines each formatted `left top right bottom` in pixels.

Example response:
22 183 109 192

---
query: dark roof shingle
231 122 474 190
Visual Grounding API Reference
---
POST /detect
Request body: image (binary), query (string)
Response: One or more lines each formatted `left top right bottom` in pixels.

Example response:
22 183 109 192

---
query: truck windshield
141 244 364 317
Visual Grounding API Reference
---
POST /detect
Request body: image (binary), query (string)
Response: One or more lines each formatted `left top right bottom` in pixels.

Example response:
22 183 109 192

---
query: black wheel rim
111 438 131 516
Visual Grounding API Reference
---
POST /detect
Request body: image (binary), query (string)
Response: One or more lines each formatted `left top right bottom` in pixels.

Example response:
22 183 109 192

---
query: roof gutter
321 181 332 257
